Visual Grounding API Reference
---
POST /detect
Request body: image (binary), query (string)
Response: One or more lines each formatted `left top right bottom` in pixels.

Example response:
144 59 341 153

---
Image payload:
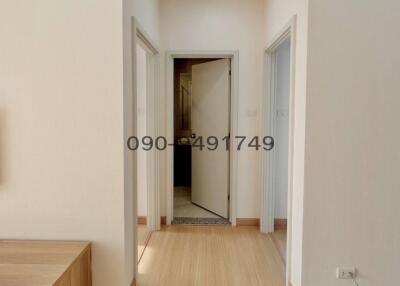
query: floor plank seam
138 230 153 265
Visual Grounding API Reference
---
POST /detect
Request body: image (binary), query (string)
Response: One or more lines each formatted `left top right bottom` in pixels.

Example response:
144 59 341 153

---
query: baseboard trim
274 218 287 230
131 278 136 286
224 218 286 228
137 216 147 225
236 218 260 227
138 216 167 225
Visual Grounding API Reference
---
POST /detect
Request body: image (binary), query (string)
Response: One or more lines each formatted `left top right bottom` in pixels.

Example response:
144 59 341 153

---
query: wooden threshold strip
235 218 288 229
137 216 167 225
236 218 260 226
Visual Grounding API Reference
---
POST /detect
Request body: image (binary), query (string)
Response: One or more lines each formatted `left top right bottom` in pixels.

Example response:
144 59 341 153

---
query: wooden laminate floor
138 225 285 286
271 229 287 264
138 225 151 263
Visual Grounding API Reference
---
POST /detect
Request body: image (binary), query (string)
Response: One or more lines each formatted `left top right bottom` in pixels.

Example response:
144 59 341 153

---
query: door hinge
228 194 230 201
229 70 232 76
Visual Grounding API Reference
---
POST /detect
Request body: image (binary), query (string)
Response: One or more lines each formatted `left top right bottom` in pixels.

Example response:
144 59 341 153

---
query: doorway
261 17 296 284
136 40 151 263
270 37 290 263
172 58 231 224
166 51 239 226
125 17 161 281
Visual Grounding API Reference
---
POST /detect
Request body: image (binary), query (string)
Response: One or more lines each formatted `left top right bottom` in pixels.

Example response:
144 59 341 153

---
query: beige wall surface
0 0 125 285
303 0 400 285
1 0 160 285
263 0 309 284
159 0 266 219
127 0 160 44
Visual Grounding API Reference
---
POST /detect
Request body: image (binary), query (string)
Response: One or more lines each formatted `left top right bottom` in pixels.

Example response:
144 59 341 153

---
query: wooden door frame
260 16 296 286
124 16 160 282
165 51 239 226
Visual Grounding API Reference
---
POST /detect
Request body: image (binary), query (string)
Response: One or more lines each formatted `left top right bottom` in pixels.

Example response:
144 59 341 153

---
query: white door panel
191 59 230 218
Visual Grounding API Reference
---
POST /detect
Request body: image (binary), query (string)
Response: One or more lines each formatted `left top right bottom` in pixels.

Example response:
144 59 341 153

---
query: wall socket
336 267 356 279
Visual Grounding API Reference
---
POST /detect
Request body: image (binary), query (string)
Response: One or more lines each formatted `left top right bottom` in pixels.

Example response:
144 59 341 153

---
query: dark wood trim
236 218 260 227
274 218 287 230
235 218 287 229
137 216 147 225
138 216 167 225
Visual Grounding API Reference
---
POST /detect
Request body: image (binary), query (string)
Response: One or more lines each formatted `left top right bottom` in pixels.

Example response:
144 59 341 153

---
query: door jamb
125 16 160 282
261 16 296 286
133 19 161 231
165 51 239 226
135 23 161 233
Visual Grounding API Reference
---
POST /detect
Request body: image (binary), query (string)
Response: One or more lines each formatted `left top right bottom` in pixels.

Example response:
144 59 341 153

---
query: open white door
191 59 230 218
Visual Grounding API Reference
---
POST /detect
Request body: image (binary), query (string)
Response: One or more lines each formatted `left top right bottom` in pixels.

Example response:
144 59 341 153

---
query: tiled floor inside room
173 186 219 218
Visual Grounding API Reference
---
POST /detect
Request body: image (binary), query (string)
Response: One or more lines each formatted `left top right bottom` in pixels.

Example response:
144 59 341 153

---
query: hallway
137 226 285 286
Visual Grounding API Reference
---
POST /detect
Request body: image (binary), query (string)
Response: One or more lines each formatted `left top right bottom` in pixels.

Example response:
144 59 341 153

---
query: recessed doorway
172 58 231 225
270 37 290 264
261 17 296 283
136 39 151 263
166 51 239 226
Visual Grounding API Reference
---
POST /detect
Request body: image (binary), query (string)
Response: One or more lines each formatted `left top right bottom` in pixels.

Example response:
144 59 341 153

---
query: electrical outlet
336 267 356 279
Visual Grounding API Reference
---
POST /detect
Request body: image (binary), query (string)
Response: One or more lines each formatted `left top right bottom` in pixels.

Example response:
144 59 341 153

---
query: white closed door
191 59 230 218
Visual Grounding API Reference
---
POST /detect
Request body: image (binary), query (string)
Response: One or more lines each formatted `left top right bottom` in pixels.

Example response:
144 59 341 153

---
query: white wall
0 0 160 285
0 1 125 285
274 39 291 219
137 44 148 217
302 0 400 285
128 0 160 44
160 0 265 219
264 0 308 285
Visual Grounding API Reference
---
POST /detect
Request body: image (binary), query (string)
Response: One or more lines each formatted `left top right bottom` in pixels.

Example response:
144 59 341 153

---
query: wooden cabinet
0 240 91 286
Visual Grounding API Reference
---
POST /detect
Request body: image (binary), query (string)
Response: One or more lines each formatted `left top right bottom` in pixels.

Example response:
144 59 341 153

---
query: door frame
260 16 296 285
165 51 239 225
124 16 160 281
133 19 161 231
